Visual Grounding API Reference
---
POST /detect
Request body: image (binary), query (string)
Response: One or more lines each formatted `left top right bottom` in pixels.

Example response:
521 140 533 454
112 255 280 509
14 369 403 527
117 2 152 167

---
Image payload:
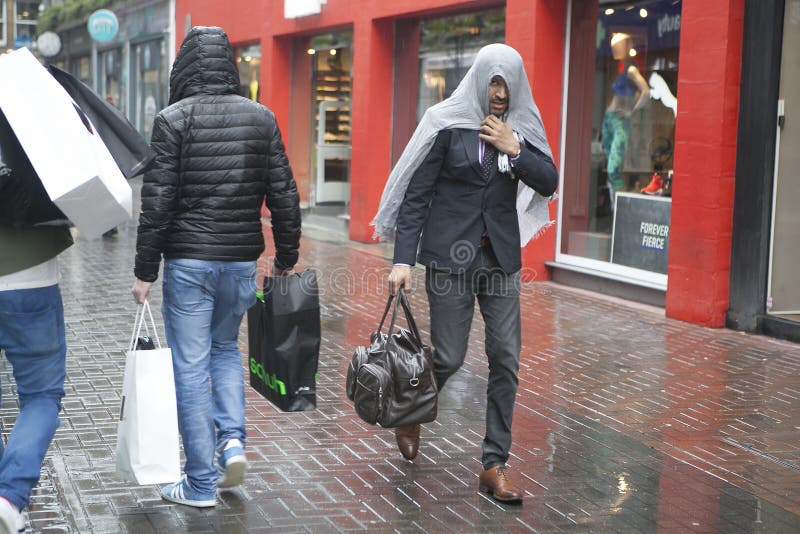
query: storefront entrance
767 0 800 321
310 32 352 207
131 37 167 142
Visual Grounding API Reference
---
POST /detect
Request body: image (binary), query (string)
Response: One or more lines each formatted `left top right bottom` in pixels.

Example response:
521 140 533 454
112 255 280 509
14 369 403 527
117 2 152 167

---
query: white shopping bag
115 302 181 485
0 48 132 238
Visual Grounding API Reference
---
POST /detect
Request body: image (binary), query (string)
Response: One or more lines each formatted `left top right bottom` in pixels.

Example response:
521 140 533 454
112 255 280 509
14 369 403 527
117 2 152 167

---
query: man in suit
384 44 558 504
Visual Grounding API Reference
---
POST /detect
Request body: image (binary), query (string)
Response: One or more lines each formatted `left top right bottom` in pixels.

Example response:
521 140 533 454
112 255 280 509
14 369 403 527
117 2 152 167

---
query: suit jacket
394 128 558 274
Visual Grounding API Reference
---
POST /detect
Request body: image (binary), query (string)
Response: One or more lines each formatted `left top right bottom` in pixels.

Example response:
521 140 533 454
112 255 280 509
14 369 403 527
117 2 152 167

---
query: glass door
98 47 123 111
316 101 351 204
310 32 352 206
767 0 800 320
131 38 166 142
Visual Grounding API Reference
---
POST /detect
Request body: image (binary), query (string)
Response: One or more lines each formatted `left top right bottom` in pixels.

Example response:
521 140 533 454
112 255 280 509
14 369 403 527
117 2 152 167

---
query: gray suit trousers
425 244 521 470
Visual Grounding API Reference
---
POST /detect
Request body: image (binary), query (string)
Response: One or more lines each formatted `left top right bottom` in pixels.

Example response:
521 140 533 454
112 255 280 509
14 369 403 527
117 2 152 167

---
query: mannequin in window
249 71 259 102
601 33 650 200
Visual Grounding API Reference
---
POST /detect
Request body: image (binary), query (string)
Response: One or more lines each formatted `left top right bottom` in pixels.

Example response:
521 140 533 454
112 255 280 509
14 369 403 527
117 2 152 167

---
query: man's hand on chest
479 115 521 158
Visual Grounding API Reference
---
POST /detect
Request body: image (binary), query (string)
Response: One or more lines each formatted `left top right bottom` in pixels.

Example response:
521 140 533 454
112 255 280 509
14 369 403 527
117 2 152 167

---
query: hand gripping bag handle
128 301 162 352
384 288 422 346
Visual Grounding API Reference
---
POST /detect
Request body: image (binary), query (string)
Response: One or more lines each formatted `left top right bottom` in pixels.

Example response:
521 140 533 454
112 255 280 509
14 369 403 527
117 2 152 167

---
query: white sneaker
160 476 216 508
0 497 24 534
217 438 247 489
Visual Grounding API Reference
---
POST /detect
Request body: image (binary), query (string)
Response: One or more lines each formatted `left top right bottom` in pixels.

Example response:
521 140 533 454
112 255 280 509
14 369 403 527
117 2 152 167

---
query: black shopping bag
247 269 320 411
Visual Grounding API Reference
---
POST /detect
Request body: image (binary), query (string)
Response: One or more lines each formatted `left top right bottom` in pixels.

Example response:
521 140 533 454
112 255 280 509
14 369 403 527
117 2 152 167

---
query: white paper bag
0 48 132 238
115 302 181 485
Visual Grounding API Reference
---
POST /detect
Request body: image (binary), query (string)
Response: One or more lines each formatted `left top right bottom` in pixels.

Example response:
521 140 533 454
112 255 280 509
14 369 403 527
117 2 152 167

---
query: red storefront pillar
349 16 395 243
262 36 292 150
507 0 567 282
666 0 744 326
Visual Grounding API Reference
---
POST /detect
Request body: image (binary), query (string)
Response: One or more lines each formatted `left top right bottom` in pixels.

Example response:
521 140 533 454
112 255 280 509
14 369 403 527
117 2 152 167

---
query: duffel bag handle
386 288 423 345
375 293 396 335
397 289 422 344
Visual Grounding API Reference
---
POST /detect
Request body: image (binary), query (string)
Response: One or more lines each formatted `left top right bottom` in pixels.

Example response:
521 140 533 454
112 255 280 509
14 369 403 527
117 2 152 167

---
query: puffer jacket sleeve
134 113 181 282
264 114 301 270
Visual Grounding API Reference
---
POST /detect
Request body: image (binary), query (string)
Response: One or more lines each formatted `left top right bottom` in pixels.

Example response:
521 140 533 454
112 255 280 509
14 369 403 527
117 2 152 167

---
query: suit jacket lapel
459 130 484 179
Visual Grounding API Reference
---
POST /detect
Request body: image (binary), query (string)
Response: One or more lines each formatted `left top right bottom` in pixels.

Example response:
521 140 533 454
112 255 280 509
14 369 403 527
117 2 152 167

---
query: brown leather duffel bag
346 289 437 428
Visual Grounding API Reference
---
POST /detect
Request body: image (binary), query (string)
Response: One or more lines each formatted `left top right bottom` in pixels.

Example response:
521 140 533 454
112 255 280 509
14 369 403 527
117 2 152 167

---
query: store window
131 38 167 141
417 8 505 121
767 0 800 321
14 0 37 45
0 1 6 47
235 43 261 102
309 31 352 205
559 0 680 281
70 55 91 86
310 32 352 144
98 48 123 112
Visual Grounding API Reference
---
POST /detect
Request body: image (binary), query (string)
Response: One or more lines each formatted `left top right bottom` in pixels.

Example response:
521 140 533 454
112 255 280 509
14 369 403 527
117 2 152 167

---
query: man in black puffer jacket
131 27 301 508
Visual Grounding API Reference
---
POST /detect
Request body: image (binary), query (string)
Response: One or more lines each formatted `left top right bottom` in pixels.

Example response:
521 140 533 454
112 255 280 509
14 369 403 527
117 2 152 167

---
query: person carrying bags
131 26 301 508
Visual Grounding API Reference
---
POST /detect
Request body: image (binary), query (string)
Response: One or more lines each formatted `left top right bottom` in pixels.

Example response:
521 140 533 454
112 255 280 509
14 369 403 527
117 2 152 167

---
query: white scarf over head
371 43 555 246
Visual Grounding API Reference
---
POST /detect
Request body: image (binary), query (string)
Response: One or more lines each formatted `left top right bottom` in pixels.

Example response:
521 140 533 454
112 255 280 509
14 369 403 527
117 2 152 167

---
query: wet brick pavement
4 188 800 532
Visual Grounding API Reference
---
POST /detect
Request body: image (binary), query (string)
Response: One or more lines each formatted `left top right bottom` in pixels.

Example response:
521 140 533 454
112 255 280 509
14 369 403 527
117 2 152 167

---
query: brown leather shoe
394 424 421 460
479 465 523 504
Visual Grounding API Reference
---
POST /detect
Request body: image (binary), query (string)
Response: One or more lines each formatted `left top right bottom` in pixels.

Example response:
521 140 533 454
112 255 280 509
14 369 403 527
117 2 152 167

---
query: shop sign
610 193 671 274
646 1 682 50
657 13 680 39
285 0 327 18
87 9 119 42
37 32 62 57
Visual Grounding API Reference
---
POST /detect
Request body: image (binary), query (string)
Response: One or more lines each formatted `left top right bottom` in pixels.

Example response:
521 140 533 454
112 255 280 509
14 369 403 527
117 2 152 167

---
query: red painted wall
391 20 422 166
665 0 744 326
288 37 313 206
507 0 566 282
348 16 395 241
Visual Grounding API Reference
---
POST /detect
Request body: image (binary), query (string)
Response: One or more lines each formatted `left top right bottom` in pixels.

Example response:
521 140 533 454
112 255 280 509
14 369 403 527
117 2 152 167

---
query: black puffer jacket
134 26 301 282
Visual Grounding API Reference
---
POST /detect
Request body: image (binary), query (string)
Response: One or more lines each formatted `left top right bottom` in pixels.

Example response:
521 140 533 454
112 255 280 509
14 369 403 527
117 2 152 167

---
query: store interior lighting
307 48 316 55
601 1 680 18
600 0 681 14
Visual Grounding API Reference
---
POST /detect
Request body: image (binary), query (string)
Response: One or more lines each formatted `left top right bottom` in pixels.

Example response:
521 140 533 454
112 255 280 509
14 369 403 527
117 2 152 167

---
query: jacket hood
169 26 240 105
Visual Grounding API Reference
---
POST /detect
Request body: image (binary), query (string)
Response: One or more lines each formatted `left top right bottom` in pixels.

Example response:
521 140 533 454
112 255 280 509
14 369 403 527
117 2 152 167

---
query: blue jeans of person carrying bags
161 258 257 494
0 285 66 509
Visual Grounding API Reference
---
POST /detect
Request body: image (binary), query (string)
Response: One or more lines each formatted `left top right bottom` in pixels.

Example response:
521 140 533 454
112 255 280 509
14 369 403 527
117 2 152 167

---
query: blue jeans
0 285 66 509
162 259 257 493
